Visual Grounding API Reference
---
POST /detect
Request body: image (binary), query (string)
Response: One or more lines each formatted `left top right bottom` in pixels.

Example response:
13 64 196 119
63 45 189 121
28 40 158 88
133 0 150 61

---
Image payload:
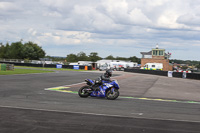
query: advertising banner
56 64 62 68
182 71 187 79
168 71 173 77
73 65 79 70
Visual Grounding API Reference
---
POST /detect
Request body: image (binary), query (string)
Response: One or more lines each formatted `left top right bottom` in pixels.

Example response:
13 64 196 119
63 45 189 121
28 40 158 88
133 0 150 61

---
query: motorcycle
78 78 120 100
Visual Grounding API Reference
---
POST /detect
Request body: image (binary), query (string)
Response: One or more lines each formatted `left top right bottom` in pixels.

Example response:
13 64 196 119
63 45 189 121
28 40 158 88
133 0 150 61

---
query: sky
0 0 200 61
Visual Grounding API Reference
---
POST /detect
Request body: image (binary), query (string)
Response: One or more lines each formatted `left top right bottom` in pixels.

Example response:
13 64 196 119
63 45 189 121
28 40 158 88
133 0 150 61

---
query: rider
93 69 112 91
100 69 112 82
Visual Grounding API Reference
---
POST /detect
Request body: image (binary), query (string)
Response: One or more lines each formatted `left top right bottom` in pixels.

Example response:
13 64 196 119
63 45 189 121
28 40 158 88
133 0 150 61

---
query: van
141 63 163 70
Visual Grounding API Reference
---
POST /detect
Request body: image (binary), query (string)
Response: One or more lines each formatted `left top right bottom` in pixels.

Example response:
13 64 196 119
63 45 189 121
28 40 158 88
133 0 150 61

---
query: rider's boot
93 86 100 91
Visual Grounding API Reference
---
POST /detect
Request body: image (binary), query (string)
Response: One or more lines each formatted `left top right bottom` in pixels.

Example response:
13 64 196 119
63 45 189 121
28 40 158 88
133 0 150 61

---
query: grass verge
0 69 54 75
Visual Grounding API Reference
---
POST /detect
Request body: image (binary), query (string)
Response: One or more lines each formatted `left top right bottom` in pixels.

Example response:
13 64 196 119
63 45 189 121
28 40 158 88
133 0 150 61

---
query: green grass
14 66 93 71
0 69 54 75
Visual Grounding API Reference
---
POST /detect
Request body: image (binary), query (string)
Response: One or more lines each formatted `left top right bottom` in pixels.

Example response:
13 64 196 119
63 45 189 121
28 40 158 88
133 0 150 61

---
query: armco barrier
186 73 200 80
124 68 168 76
172 72 183 78
0 61 92 70
124 68 200 80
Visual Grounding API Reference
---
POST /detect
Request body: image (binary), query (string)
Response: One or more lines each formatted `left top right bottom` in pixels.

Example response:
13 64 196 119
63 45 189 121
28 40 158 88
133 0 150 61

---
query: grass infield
0 69 54 75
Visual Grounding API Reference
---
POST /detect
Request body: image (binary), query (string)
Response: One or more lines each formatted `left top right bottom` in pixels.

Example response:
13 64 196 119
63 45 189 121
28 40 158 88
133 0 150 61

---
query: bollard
84 66 88 70
168 71 173 77
182 71 186 79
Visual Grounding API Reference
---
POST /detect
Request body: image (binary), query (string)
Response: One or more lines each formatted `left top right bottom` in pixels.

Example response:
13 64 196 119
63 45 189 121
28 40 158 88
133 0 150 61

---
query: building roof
141 50 168 56
96 59 131 63
140 51 152 55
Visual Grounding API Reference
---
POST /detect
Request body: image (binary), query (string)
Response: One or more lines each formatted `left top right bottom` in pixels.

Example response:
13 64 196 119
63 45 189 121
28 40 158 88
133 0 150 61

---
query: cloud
177 14 200 27
26 29 95 46
1 0 200 60
0 1 20 11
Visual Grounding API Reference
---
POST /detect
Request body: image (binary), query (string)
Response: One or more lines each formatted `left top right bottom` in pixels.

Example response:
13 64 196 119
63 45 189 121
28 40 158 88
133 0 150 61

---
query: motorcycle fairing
90 80 118 97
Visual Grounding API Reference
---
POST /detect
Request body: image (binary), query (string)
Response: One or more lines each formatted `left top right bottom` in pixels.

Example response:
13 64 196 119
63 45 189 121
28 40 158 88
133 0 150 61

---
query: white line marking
131 113 143 116
44 82 85 90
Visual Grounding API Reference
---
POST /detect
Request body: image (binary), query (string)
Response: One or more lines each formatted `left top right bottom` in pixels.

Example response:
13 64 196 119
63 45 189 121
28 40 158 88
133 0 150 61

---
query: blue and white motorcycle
78 78 120 100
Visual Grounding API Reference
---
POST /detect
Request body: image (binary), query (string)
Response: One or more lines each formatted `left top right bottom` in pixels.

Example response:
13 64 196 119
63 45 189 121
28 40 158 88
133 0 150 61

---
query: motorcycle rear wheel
78 86 90 98
106 89 119 100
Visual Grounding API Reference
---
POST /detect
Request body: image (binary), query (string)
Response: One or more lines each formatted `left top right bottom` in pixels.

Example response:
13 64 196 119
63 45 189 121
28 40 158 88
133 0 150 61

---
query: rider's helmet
105 69 112 77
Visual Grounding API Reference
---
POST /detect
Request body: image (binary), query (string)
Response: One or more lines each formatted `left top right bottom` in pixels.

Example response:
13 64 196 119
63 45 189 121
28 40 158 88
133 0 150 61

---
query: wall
152 56 165 59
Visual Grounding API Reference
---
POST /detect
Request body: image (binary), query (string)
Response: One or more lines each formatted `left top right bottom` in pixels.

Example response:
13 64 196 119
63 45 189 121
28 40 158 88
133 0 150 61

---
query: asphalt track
0 70 200 133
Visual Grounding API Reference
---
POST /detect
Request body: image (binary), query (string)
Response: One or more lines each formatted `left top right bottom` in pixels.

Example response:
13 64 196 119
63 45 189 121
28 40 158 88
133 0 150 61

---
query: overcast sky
1 0 200 60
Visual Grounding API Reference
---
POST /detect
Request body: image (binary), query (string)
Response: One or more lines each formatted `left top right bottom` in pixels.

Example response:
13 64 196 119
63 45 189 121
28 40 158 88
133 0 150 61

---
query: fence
124 68 200 80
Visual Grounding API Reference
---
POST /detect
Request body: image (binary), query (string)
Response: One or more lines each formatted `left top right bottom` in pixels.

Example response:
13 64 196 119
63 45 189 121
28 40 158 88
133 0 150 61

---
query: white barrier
168 71 173 77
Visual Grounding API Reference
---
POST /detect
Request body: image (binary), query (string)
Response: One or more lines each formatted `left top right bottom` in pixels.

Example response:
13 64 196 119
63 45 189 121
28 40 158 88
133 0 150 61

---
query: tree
77 51 89 61
129 56 141 64
105 55 115 60
0 43 5 58
196 63 200 69
20 42 45 60
3 43 10 59
21 44 36 59
66 54 78 62
9 41 23 59
0 41 45 60
89 52 102 62
25 41 45 59
116 56 129 61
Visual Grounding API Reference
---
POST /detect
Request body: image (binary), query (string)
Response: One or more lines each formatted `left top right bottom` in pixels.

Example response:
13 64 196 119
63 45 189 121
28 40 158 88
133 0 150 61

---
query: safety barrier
186 73 200 79
124 68 168 76
0 61 92 70
124 68 200 80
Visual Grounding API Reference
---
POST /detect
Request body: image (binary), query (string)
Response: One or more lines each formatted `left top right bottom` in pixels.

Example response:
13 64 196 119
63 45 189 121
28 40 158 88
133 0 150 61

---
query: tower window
152 49 164 56
159 50 163 55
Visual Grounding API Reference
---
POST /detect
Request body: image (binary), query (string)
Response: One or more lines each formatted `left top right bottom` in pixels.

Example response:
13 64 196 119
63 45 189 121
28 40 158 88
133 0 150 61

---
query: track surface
0 70 200 133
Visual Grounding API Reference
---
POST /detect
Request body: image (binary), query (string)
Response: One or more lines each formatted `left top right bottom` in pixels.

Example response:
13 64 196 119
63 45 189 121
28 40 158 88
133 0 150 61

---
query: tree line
0 41 141 63
1 41 199 67
170 59 200 66
65 51 141 63
0 41 46 60
170 59 200 69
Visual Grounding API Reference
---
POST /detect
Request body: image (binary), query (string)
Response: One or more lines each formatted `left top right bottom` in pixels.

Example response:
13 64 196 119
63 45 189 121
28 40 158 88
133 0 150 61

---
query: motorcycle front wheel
78 86 90 98
106 89 119 100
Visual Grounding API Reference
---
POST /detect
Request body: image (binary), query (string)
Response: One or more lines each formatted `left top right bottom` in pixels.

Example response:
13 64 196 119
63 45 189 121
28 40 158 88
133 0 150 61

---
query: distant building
140 45 173 71
96 59 131 68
